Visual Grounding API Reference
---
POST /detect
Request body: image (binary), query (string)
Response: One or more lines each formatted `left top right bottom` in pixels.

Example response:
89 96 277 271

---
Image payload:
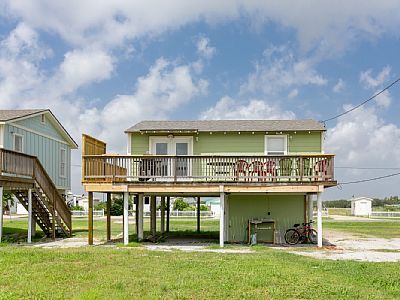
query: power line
322 76 400 123
338 172 400 185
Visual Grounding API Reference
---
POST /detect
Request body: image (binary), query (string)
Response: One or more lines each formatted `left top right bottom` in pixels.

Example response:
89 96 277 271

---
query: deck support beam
137 194 144 241
27 188 33 243
0 187 3 243
308 194 314 224
197 196 200 233
317 192 323 248
160 196 165 235
150 195 156 238
106 193 111 242
219 186 225 247
166 196 170 233
88 192 94 245
123 192 129 245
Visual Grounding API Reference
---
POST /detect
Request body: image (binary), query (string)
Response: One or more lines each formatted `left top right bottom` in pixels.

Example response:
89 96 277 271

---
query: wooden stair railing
0 149 72 237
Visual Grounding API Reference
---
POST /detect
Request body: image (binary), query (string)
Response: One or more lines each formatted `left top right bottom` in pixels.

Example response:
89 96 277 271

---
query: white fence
313 208 329 218
369 211 400 218
71 210 105 217
143 210 216 218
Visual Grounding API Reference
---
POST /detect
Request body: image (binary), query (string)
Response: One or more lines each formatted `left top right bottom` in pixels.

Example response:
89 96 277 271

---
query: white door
150 137 193 179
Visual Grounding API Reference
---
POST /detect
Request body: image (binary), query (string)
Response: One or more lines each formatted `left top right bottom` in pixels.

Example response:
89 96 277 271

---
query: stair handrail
0 149 71 232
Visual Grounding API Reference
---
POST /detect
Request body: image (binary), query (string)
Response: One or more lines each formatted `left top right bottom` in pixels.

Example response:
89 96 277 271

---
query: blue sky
0 1 399 199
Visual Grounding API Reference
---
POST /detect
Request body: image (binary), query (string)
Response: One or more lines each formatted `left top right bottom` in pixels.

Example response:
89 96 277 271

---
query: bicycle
284 221 317 245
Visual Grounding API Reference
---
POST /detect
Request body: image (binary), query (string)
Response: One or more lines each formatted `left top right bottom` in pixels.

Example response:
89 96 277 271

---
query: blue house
0 109 77 241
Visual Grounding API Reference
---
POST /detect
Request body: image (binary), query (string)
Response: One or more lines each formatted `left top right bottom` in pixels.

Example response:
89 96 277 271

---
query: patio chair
314 159 330 181
278 158 293 180
248 161 264 182
263 160 277 181
234 159 249 181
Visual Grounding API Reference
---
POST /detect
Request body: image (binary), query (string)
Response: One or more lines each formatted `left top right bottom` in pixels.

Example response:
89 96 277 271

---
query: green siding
228 194 305 243
129 131 323 154
130 133 149 155
289 132 321 153
3 123 72 191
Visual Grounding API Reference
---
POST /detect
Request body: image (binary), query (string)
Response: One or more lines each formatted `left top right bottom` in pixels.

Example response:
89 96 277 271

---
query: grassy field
323 220 400 239
1 217 400 299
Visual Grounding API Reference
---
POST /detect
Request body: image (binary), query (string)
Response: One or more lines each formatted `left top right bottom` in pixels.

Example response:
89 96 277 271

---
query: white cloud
196 36 216 60
82 58 208 151
201 96 296 120
333 78 345 93
360 66 391 89
360 66 392 108
240 45 326 95
4 1 400 55
288 89 299 99
324 104 400 198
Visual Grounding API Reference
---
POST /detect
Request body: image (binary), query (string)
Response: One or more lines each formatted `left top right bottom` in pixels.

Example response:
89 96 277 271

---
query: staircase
0 149 72 238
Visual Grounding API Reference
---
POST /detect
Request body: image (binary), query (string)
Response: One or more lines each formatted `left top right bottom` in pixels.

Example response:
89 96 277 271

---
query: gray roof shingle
0 109 48 122
126 120 325 133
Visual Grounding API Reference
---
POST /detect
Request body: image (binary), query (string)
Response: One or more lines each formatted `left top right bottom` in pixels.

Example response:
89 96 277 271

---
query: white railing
369 211 400 218
71 209 105 217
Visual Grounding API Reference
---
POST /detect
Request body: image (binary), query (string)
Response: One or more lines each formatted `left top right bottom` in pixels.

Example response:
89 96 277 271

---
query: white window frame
13 133 24 153
149 136 193 155
60 148 67 178
264 135 288 155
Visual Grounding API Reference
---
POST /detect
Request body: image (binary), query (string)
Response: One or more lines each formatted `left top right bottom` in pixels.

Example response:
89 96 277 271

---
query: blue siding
3 120 72 191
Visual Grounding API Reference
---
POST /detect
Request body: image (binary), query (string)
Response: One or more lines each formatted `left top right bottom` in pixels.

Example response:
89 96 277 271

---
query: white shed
351 197 373 216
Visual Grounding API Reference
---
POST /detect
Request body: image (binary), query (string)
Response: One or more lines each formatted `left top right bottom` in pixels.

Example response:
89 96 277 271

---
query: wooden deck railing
82 154 335 184
0 149 72 231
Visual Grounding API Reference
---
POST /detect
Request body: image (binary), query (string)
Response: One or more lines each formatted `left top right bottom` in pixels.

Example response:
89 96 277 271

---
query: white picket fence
313 208 329 218
143 210 216 218
369 211 400 218
71 209 105 217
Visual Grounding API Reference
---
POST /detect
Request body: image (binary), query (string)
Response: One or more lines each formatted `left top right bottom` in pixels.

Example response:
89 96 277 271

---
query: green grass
324 220 400 239
0 246 399 299
327 208 352 216
1 217 400 298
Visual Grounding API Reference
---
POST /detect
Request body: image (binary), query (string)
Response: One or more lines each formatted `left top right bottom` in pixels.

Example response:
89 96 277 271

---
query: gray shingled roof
0 109 47 122
126 120 325 132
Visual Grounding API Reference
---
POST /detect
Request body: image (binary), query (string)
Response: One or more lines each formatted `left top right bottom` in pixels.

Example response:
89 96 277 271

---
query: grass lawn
1 217 400 299
1 245 400 299
323 220 400 239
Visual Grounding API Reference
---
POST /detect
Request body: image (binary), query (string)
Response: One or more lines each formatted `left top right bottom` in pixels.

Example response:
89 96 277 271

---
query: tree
173 198 189 211
2 191 14 213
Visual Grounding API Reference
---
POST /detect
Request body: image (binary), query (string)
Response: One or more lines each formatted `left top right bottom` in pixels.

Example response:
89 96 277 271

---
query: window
60 148 66 177
265 135 287 155
13 134 23 152
41 114 46 124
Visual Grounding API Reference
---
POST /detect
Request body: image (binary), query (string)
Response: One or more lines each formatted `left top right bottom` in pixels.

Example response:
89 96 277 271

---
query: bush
70 205 84 211
94 202 106 211
200 204 209 211
173 198 189 211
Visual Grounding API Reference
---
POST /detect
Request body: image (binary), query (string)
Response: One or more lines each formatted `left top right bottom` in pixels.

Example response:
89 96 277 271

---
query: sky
0 1 399 200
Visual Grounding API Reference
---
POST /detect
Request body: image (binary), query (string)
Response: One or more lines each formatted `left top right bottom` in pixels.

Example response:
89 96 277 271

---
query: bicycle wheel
308 229 318 244
285 229 300 245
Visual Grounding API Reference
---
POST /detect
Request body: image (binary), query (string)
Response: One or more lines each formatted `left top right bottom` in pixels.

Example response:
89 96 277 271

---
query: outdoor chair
248 161 264 182
314 159 330 181
278 157 293 180
263 160 277 181
234 159 249 181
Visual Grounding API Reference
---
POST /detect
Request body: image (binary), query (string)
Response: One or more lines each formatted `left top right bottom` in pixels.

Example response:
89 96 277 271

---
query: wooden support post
123 192 129 245
135 195 139 236
0 187 3 243
27 189 32 244
317 193 323 248
308 194 314 225
219 186 225 248
138 194 144 241
160 196 165 235
197 196 200 233
150 195 156 238
106 193 111 242
166 196 170 233
88 192 94 245
51 204 56 241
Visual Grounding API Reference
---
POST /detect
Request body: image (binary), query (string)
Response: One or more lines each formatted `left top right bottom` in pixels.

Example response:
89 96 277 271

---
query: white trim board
0 124 4 148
